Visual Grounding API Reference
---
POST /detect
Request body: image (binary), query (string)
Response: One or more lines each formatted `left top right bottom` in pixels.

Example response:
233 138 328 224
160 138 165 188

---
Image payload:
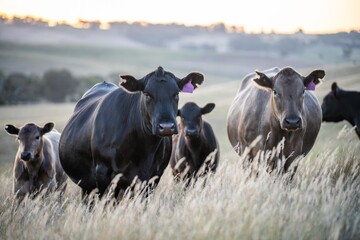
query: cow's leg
114 179 131 200
95 163 111 198
14 180 30 202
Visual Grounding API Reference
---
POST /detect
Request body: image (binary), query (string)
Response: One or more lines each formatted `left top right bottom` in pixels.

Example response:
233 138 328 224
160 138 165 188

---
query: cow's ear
41 122 54 135
119 75 145 93
5 124 19 135
304 70 325 87
331 82 343 97
253 71 273 90
201 103 215 115
331 82 338 92
178 72 204 93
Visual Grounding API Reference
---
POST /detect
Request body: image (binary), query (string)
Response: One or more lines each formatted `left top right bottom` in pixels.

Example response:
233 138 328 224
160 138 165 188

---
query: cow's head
178 102 215 138
254 67 325 131
5 122 54 161
321 82 344 122
119 66 204 136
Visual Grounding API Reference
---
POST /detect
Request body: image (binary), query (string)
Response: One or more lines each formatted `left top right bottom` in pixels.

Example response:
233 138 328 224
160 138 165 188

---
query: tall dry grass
0 127 359 240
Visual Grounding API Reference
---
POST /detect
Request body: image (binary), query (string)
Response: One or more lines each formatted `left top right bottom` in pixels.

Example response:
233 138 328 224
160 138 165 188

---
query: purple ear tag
182 80 194 93
306 81 316 91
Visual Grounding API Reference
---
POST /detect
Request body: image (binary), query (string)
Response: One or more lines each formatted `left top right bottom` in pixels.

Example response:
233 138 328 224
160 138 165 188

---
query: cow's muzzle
185 128 199 137
282 117 302 131
158 122 178 136
20 151 32 161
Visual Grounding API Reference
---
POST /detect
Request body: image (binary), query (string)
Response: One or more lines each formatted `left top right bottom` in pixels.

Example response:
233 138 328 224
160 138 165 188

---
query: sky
1 0 360 33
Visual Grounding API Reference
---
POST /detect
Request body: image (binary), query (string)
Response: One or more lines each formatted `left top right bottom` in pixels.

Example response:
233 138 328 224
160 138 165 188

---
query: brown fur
227 67 325 172
5 123 67 200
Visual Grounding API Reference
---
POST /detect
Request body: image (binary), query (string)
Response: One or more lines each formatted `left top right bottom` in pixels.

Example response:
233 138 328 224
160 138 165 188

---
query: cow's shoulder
75 81 118 112
202 121 218 146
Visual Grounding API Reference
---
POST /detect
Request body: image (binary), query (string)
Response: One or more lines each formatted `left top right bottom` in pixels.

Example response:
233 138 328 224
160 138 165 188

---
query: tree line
0 69 109 105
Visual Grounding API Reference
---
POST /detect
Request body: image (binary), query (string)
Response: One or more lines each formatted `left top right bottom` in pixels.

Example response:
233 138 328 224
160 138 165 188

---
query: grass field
0 58 359 239
1 33 360 239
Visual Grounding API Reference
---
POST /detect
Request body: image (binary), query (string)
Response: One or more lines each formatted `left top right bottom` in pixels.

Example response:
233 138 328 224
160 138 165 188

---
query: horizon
1 13 359 35
1 0 360 34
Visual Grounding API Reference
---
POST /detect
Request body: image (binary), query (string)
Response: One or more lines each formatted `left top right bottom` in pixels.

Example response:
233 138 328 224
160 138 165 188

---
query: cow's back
59 82 118 188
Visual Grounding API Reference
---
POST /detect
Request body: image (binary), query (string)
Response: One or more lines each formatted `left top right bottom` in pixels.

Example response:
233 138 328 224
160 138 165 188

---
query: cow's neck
24 152 43 187
24 155 42 173
184 134 204 170
185 132 203 146
139 98 154 136
339 93 360 126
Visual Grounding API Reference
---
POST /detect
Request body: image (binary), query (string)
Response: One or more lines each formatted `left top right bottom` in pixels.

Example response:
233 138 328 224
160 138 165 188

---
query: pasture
0 60 359 239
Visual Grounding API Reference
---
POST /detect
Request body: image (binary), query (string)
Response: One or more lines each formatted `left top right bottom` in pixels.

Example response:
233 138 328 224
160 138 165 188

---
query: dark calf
170 102 219 182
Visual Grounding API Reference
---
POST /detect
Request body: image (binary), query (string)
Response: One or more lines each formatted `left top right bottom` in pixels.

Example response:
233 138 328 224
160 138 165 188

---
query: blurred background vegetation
0 15 359 106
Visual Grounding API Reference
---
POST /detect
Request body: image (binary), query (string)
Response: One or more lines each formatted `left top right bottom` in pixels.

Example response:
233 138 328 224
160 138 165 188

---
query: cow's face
120 67 204 136
178 102 215 138
254 67 325 131
5 123 54 161
321 82 344 122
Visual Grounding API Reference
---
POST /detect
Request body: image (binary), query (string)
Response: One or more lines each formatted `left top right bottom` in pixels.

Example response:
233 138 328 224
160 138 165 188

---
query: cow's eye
273 90 277 96
35 136 40 140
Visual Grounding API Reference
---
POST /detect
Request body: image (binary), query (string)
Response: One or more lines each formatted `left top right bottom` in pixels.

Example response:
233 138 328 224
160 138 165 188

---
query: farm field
0 59 359 239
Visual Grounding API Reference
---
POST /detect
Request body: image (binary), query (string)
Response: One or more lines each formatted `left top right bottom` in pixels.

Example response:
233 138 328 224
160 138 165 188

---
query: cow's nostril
284 117 302 130
186 129 198 136
158 122 176 135
20 152 31 161
159 122 174 129
285 118 301 125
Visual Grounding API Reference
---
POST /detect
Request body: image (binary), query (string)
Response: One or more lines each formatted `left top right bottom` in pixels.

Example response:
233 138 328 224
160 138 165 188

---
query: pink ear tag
182 80 194 93
306 81 316 91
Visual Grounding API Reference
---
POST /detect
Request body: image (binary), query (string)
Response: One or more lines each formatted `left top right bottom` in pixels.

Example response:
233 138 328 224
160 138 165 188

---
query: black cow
322 82 360 139
170 102 219 182
59 67 204 198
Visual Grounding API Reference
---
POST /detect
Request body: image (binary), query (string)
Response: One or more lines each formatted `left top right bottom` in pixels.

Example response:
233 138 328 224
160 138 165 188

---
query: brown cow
227 67 325 172
5 122 67 199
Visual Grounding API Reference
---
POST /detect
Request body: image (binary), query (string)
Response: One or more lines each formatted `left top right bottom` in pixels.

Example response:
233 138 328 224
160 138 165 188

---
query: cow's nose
158 122 177 136
186 128 198 137
284 117 302 130
20 152 31 161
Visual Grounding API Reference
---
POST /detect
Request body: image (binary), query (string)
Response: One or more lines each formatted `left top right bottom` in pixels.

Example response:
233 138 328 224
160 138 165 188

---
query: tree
1 73 41 104
41 69 79 102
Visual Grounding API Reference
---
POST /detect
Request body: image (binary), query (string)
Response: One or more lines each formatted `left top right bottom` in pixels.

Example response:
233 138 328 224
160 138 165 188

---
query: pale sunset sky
1 0 359 33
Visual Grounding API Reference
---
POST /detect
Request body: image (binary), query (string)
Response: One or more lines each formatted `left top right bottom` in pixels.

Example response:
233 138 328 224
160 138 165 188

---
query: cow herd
4 66 360 201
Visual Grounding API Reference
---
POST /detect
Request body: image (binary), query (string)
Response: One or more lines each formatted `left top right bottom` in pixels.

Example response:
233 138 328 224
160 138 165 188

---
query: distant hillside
1 15 359 87
1 16 360 57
